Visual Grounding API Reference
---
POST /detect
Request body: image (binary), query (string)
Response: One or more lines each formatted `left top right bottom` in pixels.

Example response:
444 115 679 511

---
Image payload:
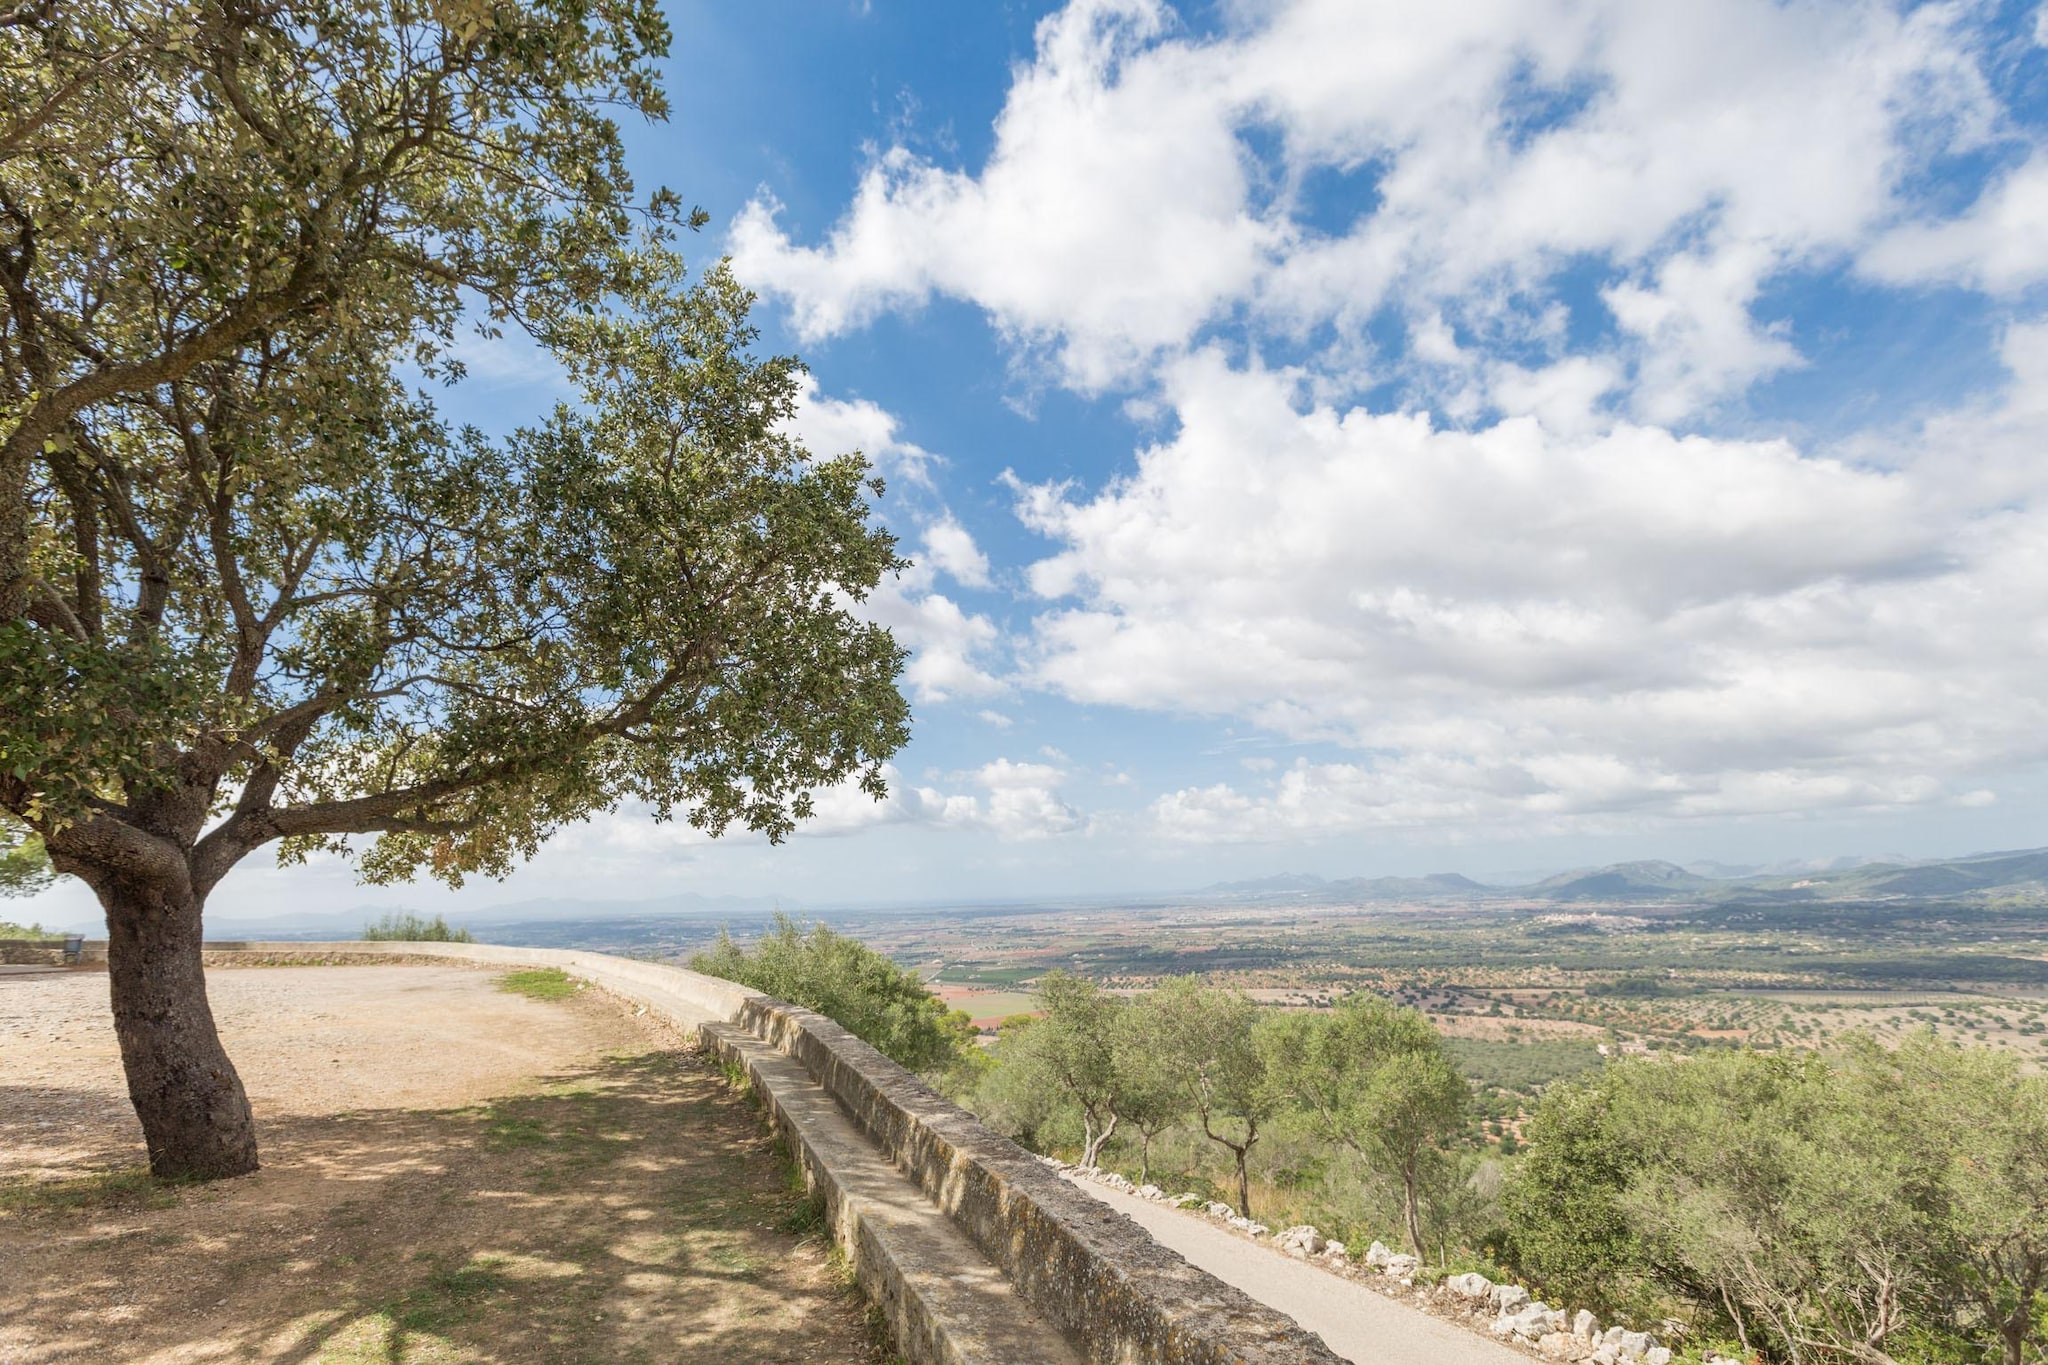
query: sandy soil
0 965 882 1364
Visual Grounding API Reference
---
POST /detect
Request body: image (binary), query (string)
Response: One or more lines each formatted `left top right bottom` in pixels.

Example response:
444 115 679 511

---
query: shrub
362 912 474 943
692 915 972 1074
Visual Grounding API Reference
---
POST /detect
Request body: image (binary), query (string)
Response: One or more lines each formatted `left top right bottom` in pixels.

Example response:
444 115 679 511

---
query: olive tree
1009 969 1128 1168
1 1 909 1180
1146 975 1280 1219
1111 992 1189 1185
1268 992 1467 1257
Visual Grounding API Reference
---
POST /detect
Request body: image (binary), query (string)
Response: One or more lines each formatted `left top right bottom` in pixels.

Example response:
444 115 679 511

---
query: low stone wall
731 995 1341 1365
125 940 1342 1365
0 938 64 965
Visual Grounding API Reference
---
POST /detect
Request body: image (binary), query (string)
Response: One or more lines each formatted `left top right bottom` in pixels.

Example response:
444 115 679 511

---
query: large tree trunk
100 872 258 1179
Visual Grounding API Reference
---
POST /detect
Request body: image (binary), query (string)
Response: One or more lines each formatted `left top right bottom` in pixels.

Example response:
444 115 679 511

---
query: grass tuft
499 968 577 1001
0 1167 186 1216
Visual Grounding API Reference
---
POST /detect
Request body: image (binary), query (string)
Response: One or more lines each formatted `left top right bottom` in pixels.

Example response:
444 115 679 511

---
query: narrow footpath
1067 1178 1529 1365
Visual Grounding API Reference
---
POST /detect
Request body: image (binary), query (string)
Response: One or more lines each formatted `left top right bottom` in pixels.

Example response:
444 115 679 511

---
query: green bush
1502 1034 2048 1363
692 915 972 1074
0 919 59 940
362 912 474 943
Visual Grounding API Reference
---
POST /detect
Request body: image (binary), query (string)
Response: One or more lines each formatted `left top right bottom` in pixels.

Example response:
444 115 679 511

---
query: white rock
1323 1240 1347 1259
1491 1283 1531 1314
1644 1349 1672 1365
1383 1253 1420 1278
1573 1309 1597 1341
1246 1222 1269 1237
1447 1271 1492 1300
1590 1346 1621 1365
1619 1330 1653 1361
1365 1241 1395 1268
1205 1201 1236 1220
1135 1184 1164 1200
1171 1193 1202 1208
1275 1225 1325 1255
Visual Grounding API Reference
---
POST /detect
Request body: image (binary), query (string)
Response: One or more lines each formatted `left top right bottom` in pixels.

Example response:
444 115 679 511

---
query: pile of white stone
1042 1158 1699 1365
1440 1272 1677 1364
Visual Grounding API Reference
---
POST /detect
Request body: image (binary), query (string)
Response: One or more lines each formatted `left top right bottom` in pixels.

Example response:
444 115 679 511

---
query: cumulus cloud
1863 150 2048 293
1013 347 2048 832
734 0 2003 419
729 1 2048 846
921 515 993 588
783 379 1012 703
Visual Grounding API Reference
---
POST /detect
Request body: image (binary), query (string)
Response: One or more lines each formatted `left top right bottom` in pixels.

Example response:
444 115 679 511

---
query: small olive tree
1267 992 1467 1257
1006 969 1129 1168
1145 975 1281 1219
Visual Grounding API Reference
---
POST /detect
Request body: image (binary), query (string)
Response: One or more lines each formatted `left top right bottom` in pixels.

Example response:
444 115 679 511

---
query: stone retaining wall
0 938 64 965
104 939 1343 1365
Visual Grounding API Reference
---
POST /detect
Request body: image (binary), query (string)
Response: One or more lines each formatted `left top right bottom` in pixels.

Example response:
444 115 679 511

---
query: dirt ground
0 965 886 1364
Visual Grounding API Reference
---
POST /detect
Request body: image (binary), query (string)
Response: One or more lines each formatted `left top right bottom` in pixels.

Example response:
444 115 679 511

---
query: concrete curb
161 941 1345 1365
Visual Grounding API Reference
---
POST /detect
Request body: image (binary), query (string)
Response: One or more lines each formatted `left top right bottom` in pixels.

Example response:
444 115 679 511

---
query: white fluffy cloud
734 1 2048 847
802 759 1082 841
734 0 2005 417
1016 347 2048 835
783 379 1010 703
1863 150 2048 293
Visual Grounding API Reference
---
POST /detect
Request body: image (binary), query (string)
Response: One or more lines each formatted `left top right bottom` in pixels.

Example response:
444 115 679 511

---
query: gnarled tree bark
53 827 258 1180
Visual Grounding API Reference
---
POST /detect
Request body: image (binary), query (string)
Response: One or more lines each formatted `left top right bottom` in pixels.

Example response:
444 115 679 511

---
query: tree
1857 1034 2048 1365
1268 993 1468 1257
692 918 969 1075
1504 1037 2048 1364
1146 976 1279 1219
2 2 910 1180
1112 992 1189 1185
1005 970 1128 1168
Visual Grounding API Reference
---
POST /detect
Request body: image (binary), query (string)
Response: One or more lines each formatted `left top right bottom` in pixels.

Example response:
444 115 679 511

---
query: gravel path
1068 1178 1529 1365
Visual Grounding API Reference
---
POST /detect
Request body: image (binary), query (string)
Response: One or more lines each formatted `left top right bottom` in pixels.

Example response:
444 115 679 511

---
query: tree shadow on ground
0 1049 883 1364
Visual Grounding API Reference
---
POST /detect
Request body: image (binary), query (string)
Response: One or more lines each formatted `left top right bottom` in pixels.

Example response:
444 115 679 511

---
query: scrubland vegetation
360 912 474 943
692 913 975 1073
704 918 2048 1365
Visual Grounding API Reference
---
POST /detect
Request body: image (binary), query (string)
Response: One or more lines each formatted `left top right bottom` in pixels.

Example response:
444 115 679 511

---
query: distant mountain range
1197 847 2048 905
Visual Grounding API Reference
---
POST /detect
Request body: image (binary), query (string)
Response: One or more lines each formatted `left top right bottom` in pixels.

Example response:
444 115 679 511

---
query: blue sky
32 0 2048 925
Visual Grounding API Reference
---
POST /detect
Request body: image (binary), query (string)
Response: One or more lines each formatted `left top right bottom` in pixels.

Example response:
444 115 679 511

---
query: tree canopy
1266 992 1467 1255
0 0 911 1179
1503 1034 2048 1365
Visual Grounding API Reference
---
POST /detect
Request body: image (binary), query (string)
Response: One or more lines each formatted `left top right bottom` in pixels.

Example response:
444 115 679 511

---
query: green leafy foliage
0 816 52 898
692 916 973 1075
1503 1034 2048 1364
361 912 473 943
1266 994 1468 1254
2 0 909 885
